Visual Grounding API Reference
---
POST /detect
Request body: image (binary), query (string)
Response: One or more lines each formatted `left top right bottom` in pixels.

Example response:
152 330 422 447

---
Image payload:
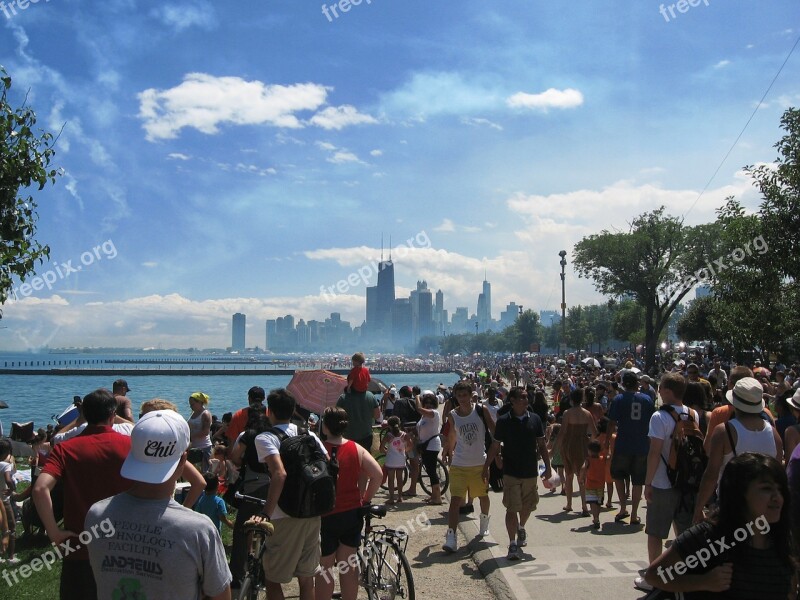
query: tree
565 305 590 352
573 207 718 369
676 296 718 343
1 66 61 312
512 310 541 352
584 303 613 353
612 299 645 346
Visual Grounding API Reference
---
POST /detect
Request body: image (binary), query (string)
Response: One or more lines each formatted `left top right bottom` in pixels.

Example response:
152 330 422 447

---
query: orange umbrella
287 370 347 415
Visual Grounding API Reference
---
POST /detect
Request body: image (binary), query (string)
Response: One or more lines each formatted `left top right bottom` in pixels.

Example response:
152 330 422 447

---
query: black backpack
660 406 707 494
269 427 339 518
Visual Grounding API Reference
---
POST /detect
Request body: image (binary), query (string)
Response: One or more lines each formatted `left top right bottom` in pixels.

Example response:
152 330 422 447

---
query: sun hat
787 388 800 412
725 377 764 414
121 411 190 484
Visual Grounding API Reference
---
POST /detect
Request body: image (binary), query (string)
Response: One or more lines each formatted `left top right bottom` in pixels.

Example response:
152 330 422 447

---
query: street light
559 250 567 358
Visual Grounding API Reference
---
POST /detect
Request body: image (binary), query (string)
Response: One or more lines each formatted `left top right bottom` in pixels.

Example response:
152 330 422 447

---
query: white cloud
713 60 731 69
381 72 500 117
506 88 584 111
316 141 337 151
461 117 503 130
434 219 456 232
168 153 191 160
309 105 378 130
370 149 383 157
327 151 362 164
138 74 330 141
235 163 277 176
151 2 217 31
141 262 159 268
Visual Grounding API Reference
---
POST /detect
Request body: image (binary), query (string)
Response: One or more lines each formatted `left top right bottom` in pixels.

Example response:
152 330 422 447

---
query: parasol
287 370 347 415
582 358 600 368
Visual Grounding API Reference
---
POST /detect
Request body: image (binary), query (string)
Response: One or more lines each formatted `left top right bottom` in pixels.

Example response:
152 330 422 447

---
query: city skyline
0 2 796 351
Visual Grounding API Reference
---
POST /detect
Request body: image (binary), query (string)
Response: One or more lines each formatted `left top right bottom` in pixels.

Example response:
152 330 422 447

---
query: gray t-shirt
86 493 231 600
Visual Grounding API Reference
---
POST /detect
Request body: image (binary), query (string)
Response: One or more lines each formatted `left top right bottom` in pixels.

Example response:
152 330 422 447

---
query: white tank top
450 407 487 467
188 411 212 449
719 418 776 484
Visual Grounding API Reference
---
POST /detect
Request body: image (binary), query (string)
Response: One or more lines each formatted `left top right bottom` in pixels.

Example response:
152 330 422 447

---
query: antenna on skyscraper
381 233 384 262
389 235 392 261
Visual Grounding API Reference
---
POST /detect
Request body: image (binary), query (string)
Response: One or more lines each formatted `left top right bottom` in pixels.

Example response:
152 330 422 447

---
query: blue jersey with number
608 392 654 456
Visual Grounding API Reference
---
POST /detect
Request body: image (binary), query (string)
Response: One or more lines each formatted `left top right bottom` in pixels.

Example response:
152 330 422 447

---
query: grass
1 475 238 599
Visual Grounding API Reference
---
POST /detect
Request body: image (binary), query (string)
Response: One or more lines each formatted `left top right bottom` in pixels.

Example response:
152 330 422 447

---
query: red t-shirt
225 405 268 442
324 440 361 514
347 366 371 393
42 425 132 561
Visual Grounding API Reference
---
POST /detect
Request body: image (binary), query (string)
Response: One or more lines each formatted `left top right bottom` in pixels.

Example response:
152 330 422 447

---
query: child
595 417 615 508
546 419 565 495
193 474 234 533
581 440 607 530
379 416 411 505
0 439 18 563
347 352 371 393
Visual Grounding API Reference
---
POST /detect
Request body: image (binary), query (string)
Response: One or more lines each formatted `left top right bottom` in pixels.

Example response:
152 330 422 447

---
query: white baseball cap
121 411 190 484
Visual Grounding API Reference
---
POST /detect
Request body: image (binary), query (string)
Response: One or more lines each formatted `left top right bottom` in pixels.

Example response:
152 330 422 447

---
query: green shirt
336 391 378 439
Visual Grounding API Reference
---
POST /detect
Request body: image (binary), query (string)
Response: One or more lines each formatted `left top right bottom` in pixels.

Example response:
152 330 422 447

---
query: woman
645 453 796 598
416 390 443 505
556 388 597 514
684 381 710 436
315 407 383 600
530 389 550 424
187 392 213 473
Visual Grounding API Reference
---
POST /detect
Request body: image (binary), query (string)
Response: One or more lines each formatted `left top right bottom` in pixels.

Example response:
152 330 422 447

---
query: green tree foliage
612 299 645 346
0 66 60 312
584 302 613 353
573 207 717 369
565 305 590 351
676 296 718 343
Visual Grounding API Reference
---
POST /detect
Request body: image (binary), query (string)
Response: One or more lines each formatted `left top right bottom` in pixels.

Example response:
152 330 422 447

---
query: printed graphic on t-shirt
459 421 479 446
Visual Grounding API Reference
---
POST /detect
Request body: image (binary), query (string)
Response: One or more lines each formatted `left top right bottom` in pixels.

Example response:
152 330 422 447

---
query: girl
546 418 565 495
380 416 411 505
644 453 797 598
187 392 213 473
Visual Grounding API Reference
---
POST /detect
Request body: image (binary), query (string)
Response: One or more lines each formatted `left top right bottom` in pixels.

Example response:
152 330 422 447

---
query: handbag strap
724 422 737 457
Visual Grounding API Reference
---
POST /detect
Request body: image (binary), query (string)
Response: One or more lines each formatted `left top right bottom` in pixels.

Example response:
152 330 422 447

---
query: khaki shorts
449 465 489 499
502 475 539 513
263 516 321 583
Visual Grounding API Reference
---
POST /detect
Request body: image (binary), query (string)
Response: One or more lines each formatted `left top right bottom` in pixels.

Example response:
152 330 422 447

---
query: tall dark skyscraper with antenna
365 235 395 345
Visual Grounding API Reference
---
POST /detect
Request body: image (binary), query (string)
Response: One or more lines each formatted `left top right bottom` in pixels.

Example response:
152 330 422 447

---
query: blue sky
0 0 798 350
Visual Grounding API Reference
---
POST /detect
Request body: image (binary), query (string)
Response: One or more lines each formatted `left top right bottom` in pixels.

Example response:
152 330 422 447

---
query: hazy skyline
0 1 798 351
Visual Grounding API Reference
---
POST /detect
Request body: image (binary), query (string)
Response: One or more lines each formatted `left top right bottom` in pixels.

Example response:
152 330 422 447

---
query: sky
0 0 798 351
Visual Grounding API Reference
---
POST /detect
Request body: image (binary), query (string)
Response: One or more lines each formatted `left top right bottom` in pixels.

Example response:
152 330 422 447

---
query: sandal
581 510 591 517
614 512 630 522
630 517 641 525
563 506 572 512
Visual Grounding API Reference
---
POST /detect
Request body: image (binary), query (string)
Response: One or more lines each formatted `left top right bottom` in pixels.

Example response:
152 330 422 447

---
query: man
33 389 132 600
485 387 550 560
607 371 655 525
222 386 268 444
685 363 713 407
86 411 231 600
253 389 328 600
391 385 422 496
636 372 694 593
112 379 133 421
639 375 657 403
708 359 728 391
551 380 565 414
336 382 380 451
692 377 782 524
442 380 496 553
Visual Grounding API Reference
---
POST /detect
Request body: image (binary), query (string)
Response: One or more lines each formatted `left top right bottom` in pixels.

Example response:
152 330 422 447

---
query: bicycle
332 504 415 600
376 423 449 496
235 492 274 600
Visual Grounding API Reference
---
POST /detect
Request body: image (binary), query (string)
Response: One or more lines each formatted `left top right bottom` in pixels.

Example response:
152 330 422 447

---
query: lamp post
559 250 567 358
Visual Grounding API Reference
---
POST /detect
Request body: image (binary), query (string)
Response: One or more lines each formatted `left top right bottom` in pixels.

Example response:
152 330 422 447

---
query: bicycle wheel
376 454 409 491
365 538 415 600
418 458 449 496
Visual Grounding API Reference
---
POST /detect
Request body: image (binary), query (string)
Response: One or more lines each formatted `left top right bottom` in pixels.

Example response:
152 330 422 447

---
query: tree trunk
645 302 657 372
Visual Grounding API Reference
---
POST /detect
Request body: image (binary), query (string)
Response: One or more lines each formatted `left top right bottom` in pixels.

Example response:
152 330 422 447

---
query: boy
0 439 18 564
347 352 371 393
581 440 607 530
194 474 234 533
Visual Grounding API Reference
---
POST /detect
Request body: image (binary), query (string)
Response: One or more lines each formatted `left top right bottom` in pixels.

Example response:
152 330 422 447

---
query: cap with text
121 411 190 484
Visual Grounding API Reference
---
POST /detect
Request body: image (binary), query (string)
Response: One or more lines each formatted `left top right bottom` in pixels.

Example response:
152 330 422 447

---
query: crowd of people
1 351 799 599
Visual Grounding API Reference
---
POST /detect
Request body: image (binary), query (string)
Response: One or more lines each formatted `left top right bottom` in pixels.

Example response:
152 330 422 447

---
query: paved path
454 482 654 600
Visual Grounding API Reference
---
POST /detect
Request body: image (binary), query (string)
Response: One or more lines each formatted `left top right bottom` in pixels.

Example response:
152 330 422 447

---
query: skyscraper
477 276 492 332
232 313 246 351
365 239 395 343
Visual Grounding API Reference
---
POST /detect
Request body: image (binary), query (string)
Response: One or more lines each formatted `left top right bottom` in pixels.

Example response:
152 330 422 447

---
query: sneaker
633 576 653 592
443 528 458 553
6 557 20 565
478 513 491 537
516 527 527 547
506 542 521 561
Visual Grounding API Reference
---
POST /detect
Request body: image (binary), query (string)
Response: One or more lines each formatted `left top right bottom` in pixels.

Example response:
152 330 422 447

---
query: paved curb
458 516 515 600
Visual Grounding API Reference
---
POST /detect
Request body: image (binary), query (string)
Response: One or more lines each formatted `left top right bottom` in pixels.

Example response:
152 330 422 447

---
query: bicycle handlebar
235 491 267 506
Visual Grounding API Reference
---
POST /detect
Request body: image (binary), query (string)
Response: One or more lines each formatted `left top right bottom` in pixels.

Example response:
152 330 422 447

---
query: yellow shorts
502 475 539 513
449 465 488 499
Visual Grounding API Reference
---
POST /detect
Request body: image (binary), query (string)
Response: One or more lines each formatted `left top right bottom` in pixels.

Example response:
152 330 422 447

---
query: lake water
0 352 457 431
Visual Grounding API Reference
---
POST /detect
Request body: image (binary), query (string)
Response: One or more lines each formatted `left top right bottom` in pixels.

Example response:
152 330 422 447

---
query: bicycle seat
243 517 275 535
360 504 387 519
